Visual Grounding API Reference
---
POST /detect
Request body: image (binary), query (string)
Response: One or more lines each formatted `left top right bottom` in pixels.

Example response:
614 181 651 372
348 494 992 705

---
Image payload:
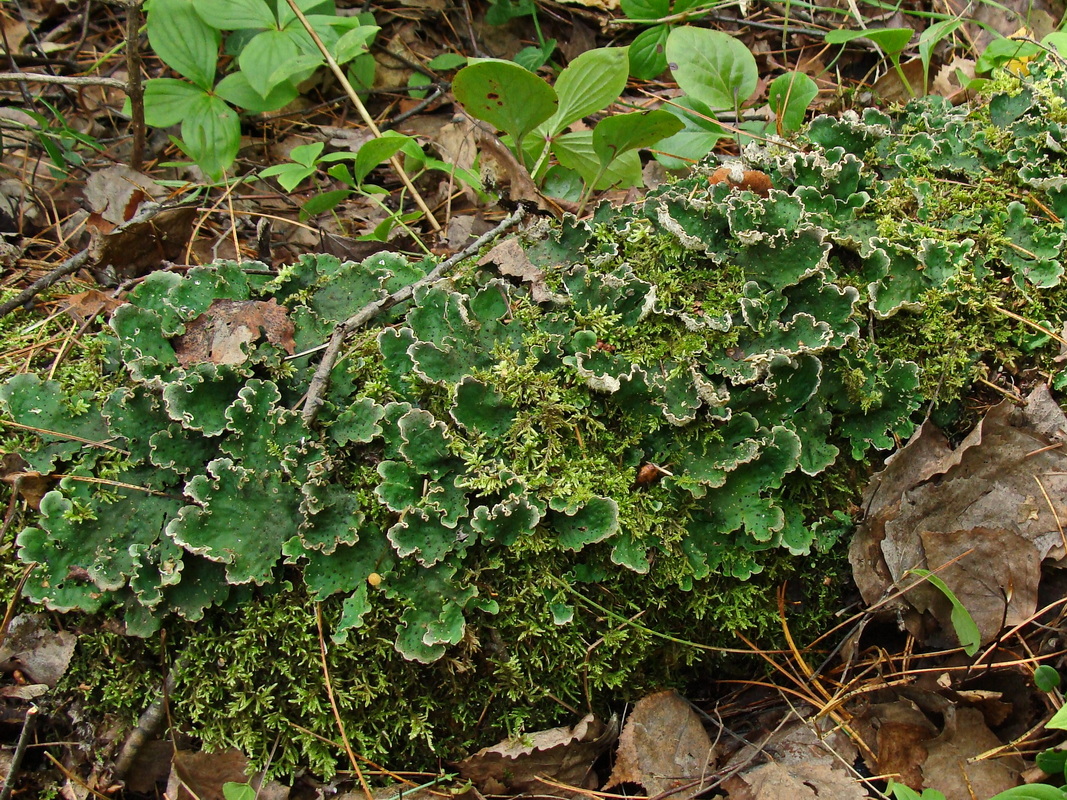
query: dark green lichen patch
10 52 1067 780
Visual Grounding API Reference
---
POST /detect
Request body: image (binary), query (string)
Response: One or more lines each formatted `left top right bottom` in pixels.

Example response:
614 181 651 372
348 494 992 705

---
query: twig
282 0 442 234
0 706 37 800
124 0 146 170
113 653 184 781
0 200 191 320
301 207 526 423
316 604 374 800
0 71 127 88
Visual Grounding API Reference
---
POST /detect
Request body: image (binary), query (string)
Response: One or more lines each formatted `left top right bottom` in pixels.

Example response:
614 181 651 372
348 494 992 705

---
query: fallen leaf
720 711 865 800
604 690 717 800
89 205 197 284
921 706 1023 797
84 165 164 228
1 452 52 510
168 749 289 800
850 385 1067 647
172 299 296 368
478 238 565 303
60 289 123 325
0 613 76 687
457 713 618 797
852 698 939 790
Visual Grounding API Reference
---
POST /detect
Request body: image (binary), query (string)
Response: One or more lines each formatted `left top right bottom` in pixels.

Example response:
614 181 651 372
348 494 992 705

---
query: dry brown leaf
604 690 717 800
921 707 1023 797
852 698 939 790
1 452 52 511
873 58 927 104
83 165 164 227
850 384 1067 647
88 205 197 283
720 712 865 800
60 289 123 325
172 299 296 368
478 238 564 303
0 613 76 687
168 749 288 800
457 713 618 797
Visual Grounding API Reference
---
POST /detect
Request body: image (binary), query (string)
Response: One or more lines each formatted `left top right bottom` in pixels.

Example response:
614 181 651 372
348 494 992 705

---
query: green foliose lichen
12 51 1067 780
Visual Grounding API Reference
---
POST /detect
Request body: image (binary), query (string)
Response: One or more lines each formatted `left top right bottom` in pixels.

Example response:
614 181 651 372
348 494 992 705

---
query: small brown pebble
708 167 773 197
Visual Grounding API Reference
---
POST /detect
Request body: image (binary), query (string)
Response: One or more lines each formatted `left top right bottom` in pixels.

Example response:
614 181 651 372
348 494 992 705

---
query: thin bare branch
0 71 127 88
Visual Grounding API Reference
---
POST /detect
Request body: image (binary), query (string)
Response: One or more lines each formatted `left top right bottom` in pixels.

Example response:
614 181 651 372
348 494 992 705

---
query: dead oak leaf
173 298 295 368
457 713 618 798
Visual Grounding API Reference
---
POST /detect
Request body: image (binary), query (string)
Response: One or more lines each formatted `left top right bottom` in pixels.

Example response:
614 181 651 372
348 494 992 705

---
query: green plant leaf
222 782 257 800
919 19 964 92
143 78 208 127
907 568 981 656
514 40 556 71
652 96 725 169
452 60 557 152
180 92 240 180
259 161 317 192
976 36 1042 74
239 28 304 97
321 132 413 185
1035 664 1062 692
591 109 683 167
276 0 334 28
825 27 914 55
768 71 818 134
666 26 757 111
147 0 221 90
192 0 275 30
986 787 1067 799
1036 749 1067 775
1044 31 1067 56
214 71 298 112
621 0 670 20
552 130 642 189
428 52 467 70
541 47 629 137
628 25 670 80
333 25 379 64
1047 704 1067 731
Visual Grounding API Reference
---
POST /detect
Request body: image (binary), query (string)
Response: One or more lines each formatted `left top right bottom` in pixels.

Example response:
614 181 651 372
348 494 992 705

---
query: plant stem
124 0 146 170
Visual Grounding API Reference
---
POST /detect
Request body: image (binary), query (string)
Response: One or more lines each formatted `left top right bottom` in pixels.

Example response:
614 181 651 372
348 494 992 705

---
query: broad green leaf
1046 703 1067 731
222 782 257 800
333 25 379 64
408 73 432 99
301 189 351 217
347 53 376 95
628 25 670 80
592 109 683 167
976 36 1041 74
621 0 669 20
907 569 981 657
259 161 317 192
485 0 536 24
289 142 325 168
919 19 964 91
428 52 467 70
1035 664 1062 692
652 96 725 169
514 40 556 71
180 92 240 180
452 60 557 150
541 47 629 137
825 27 914 54
768 71 818 134
267 53 325 95
276 0 334 28
239 29 302 97
353 133 413 184
1044 31 1067 56
214 71 298 112
667 27 757 111
541 165 583 201
143 78 207 127
552 130 642 190
987 787 1067 799
147 0 221 90
192 0 275 30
